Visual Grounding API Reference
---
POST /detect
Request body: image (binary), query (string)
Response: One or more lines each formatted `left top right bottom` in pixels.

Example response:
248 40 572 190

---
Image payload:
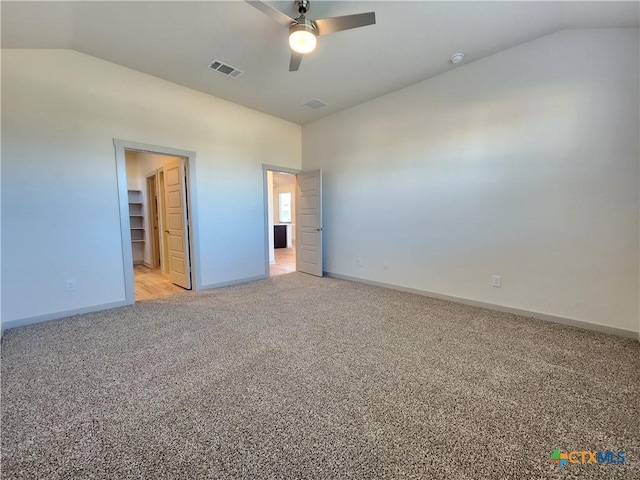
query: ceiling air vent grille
208 60 244 79
302 98 328 110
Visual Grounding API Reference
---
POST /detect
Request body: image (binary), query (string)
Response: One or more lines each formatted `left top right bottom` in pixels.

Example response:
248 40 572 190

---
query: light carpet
2 273 639 479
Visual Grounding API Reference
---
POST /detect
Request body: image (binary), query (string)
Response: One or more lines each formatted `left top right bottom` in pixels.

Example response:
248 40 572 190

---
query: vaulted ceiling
2 1 638 124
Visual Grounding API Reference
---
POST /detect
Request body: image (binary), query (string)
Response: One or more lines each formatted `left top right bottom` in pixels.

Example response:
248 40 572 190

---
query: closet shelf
128 190 146 257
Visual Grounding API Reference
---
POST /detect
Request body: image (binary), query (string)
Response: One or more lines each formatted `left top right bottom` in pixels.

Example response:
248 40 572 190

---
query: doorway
125 150 192 300
115 139 198 305
263 165 323 278
146 173 161 269
269 171 297 276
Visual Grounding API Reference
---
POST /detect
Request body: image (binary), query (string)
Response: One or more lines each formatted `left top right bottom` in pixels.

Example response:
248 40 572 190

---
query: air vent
302 98 328 110
208 60 244 79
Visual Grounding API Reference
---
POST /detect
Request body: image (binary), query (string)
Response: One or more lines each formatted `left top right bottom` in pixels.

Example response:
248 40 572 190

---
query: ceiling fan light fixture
246 0 376 71
289 20 317 54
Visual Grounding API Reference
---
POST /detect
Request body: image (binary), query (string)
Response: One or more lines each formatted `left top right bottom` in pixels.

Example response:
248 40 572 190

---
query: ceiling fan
246 0 376 71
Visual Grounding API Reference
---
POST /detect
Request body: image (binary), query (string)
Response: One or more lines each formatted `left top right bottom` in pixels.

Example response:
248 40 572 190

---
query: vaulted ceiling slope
2 1 638 125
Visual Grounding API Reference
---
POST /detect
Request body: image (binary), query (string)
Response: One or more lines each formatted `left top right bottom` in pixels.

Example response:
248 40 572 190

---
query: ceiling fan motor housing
289 17 317 37
295 0 311 15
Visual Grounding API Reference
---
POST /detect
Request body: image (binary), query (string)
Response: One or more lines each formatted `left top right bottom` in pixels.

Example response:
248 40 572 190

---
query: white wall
1 49 301 326
302 29 640 335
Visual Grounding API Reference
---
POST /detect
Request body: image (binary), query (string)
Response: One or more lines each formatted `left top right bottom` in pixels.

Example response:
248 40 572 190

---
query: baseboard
199 274 266 291
2 300 132 331
325 272 638 339
3 274 635 340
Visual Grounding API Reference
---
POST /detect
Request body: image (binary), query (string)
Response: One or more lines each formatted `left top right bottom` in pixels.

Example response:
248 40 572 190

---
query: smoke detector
450 53 465 64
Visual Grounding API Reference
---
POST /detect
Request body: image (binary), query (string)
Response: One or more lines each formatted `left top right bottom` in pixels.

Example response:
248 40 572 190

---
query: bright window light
279 192 292 223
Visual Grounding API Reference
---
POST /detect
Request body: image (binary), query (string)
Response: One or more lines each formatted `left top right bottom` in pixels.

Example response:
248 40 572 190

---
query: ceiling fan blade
315 12 376 36
289 52 303 72
245 0 295 27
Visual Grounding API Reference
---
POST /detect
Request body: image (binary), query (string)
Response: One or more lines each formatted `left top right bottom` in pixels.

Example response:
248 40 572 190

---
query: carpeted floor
1 273 639 479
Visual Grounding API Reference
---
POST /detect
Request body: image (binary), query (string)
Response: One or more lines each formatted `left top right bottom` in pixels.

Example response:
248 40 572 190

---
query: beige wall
125 150 140 190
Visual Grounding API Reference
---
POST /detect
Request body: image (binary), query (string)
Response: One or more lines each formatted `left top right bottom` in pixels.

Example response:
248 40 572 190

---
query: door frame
114 139 200 304
158 169 170 274
262 164 302 278
145 172 161 269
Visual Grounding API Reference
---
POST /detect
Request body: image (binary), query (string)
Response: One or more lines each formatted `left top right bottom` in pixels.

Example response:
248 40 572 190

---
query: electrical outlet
66 279 77 291
492 275 502 287
356 257 363 267
383 262 390 271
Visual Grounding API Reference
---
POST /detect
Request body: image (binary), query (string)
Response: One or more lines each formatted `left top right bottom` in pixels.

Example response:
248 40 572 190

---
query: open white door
296 169 323 276
163 157 191 289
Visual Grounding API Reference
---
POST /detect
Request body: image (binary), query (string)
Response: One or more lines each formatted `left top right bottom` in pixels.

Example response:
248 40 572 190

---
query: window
279 192 292 223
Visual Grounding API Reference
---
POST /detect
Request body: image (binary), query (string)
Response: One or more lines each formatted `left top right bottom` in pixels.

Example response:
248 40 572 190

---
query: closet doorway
117 140 197 303
130 169 186 301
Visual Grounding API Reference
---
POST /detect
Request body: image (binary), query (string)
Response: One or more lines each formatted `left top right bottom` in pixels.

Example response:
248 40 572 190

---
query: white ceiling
2 1 638 125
